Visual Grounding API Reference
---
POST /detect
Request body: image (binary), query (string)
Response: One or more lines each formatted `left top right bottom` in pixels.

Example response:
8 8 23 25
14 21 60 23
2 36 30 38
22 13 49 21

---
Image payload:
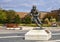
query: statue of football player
30 5 42 29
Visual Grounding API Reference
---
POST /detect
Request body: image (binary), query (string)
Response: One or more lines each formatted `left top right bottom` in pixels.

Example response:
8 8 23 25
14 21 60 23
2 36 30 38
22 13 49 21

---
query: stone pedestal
25 29 51 40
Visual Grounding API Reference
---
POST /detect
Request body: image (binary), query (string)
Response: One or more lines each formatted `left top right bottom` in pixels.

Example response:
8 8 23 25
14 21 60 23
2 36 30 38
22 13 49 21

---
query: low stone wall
5 26 60 30
21 26 60 31
21 26 34 30
43 27 60 31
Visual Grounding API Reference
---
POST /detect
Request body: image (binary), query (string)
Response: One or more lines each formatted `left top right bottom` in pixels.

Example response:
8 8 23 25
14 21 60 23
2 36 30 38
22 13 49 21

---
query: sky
0 0 60 12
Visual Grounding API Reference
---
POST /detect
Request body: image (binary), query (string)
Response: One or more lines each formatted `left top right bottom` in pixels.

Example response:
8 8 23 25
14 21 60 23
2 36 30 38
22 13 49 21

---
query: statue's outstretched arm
37 10 40 16
28 12 32 16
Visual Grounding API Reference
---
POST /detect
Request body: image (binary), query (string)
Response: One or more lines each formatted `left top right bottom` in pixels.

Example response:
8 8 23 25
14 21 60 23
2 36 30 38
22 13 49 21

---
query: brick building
16 11 60 21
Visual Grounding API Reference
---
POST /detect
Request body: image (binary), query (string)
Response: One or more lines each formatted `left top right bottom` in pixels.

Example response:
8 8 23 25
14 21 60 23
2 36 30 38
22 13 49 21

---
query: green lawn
20 24 51 27
0 23 59 27
0 24 3 26
20 24 37 27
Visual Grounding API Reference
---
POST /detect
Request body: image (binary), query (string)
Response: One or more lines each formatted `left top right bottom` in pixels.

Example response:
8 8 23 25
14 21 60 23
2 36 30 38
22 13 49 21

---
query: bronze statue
30 5 42 29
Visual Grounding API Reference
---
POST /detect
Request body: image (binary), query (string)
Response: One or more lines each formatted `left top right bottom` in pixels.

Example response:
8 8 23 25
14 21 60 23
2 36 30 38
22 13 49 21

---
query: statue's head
32 5 36 10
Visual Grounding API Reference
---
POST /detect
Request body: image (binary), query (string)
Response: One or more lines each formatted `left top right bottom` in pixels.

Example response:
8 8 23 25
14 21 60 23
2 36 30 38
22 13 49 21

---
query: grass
20 24 37 27
42 24 51 27
20 24 51 27
0 23 59 27
0 24 3 26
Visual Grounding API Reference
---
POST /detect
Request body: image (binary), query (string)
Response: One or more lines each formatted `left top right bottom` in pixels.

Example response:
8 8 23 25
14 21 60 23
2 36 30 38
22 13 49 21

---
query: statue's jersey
31 9 39 16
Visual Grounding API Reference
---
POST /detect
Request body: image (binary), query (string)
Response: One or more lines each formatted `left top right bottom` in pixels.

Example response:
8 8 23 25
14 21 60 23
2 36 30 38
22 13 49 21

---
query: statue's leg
33 17 42 29
37 17 42 25
33 17 39 26
37 17 43 29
